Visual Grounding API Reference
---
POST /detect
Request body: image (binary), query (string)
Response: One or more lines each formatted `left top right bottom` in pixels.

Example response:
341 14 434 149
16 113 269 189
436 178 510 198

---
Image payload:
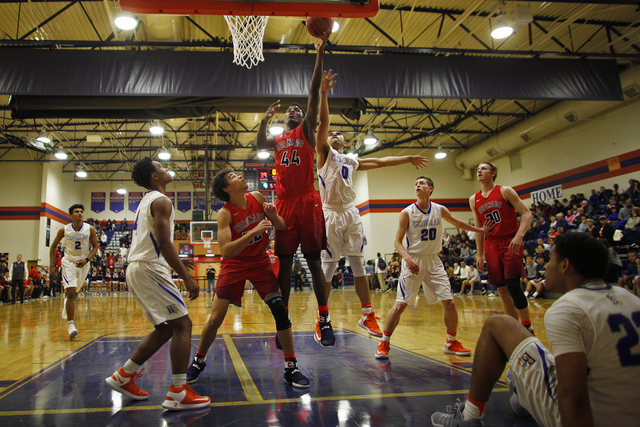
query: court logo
518 352 537 371
167 304 178 314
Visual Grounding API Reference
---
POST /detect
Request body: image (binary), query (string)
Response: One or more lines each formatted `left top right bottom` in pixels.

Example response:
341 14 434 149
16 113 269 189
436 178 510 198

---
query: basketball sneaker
314 315 335 347
68 324 78 339
505 369 530 418
443 340 471 356
186 356 206 384
375 340 390 359
162 383 210 411
431 401 483 427
105 367 149 401
358 312 383 337
62 298 68 319
283 359 310 388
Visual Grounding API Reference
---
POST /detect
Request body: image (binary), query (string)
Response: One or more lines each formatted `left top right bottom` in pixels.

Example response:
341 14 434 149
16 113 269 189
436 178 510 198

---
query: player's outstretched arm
469 195 486 272
442 206 495 236
49 228 65 274
556 352 593 427
501 186 534 253
252 191 286 232
150 197 198 300
393 210 419 275
317 69 337 170
257 100 280 150
302 36 327 150
218 207 273 259
357 155 428 171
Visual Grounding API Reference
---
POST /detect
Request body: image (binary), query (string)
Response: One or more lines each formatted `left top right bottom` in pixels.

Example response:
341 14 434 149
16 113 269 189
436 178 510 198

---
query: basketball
306 17 334 39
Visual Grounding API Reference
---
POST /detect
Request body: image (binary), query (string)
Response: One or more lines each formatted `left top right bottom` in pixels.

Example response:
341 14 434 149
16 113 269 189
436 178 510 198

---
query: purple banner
194 192 206 211
166 192 175 207
128 192 143 213
91 192 105 213
110 192 124 213
177 192 191 213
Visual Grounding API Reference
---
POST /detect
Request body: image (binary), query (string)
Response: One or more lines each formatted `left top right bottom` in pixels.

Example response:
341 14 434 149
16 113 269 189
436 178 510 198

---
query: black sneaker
318 317 335 347
283 360 309 388
275 333 283 350
527 325 535 336
186 356 206 384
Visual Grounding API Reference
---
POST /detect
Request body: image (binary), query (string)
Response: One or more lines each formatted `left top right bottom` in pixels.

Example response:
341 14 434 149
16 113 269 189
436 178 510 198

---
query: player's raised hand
262 100 281 122
263 202 277 216
406 257 420 275
314 36 328 53
321 69 337 93
184 276 199 300
181 258 196 270
479 219 495 235
255 218 273 235
410 155 429 169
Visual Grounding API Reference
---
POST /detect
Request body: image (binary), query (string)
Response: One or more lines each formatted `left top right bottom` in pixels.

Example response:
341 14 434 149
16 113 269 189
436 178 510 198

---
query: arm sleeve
545 299 593 356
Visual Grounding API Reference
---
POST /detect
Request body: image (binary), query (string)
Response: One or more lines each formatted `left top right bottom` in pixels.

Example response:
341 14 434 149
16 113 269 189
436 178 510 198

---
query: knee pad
347 256 366 277
322 261 339 283
506 278 528 310
303 250 321 261
265 293 292 331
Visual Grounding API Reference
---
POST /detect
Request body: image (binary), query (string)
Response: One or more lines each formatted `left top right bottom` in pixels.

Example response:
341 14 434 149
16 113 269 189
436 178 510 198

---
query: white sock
462 399 484 420
524 291 529 297
172 373 186 387
123 359 141 374
68 320 74 326
533 292 539 298
382 333 391 342
362 305 372 315
447 333 457 342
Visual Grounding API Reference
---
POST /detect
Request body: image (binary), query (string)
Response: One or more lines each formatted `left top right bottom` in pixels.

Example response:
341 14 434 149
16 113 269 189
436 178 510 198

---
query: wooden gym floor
0 287 549 426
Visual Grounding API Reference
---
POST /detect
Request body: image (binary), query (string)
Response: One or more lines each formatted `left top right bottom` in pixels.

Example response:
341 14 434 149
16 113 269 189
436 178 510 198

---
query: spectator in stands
460 264 480 295
548 226 559 240
619 198 635 222
120 218 127 232
618 251 638 289
521 255 537 292
106 219 112 231
602 239 623 276
534 244 549 263
460 241 472 260
581 199 595 217
387 256 401 289
607 197 619 212
554 212 568 230
537 215 550 236
575 214 588 233
608 206 619 223
1 269 10 302
587 218 598 238
375 253 387 291
625 179 640 196
524 255 547 299
597 215 615 244
626 207 640 229
565 209 576 226
588 189 599 206
459 260 470 286
119 243 128 259
365 260 375 290
597 186 611 203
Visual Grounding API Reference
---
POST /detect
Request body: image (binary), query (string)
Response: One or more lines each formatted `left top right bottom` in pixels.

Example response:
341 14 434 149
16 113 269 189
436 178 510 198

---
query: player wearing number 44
375 176 495 360
431 233 640 427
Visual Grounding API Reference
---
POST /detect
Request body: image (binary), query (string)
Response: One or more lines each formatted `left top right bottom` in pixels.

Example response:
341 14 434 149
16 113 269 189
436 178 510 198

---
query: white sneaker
68 324 78 339
62 298 68 319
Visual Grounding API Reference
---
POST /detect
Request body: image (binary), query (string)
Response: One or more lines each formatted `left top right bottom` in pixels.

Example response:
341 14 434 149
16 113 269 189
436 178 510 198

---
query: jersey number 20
421 228 436 241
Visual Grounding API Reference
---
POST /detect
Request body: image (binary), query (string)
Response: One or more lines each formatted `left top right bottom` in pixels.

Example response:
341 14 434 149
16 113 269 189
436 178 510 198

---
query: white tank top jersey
128 190 174 268
318 145 359 210
63 223 91 261
402 202 444 256
544 282 640 426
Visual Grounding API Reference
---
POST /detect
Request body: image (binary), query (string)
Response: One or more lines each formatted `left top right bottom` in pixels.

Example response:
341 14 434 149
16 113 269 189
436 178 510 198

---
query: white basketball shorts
322 206 365 261
396 254 452 305
61 258 91 289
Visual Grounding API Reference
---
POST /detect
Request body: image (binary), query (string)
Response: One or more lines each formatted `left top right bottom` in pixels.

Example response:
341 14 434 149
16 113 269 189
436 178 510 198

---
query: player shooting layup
316 69 428 338
256 38 335 346
50 204 99 339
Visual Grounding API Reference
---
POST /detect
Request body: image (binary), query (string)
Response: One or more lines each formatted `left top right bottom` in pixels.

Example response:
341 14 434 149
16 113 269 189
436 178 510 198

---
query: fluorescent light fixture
257 150 270 159
269 124 284 135
117 183 126 195
168 170 176 177
332 21 340 33
435 151 447 159
149 122 164 135
54 150 67 160
363 130 377 146
76 166 87 178
346 152 358 159
158 147 171 160
36 131 51 143
205 254 215 257
491 14 513 39
114 13 137 30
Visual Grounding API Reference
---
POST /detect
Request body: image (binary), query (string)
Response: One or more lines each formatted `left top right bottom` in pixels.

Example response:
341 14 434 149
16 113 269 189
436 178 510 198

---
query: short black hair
68 204 84 215
552 233 609 280
288 103 305 118
212 168 234 203
132 157 156 189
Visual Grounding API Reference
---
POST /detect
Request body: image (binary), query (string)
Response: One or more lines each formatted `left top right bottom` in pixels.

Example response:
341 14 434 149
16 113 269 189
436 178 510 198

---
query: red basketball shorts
485 237 526 287
214 254 280 307
274 190 326 256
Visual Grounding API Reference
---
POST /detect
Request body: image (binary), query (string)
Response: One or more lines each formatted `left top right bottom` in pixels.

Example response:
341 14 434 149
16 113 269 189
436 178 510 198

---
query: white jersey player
375 176 494 360
50 204 99 339
316 69 428 339
431 232 640 427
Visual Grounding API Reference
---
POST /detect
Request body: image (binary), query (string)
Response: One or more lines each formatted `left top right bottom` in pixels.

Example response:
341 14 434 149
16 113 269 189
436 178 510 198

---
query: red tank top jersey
273 125 315 197
223 193 269 259
474 185 519 239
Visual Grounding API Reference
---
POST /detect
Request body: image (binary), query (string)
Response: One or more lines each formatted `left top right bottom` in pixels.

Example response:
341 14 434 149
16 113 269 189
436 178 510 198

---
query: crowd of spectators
0 262 53 303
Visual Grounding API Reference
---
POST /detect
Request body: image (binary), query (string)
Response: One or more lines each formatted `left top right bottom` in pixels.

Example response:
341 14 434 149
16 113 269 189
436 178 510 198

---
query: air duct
455 64 640 176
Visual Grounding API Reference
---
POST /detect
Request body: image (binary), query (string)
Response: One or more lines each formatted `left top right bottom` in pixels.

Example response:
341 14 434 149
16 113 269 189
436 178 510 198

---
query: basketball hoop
203 236 212 249
224 15 269 69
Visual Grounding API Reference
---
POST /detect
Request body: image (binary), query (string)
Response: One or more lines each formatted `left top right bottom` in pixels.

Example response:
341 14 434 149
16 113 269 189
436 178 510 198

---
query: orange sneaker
314 316 321 343
443 339 471 356
375 340 390 359
162 383 211 411
358 312 383 337
105 367 149 400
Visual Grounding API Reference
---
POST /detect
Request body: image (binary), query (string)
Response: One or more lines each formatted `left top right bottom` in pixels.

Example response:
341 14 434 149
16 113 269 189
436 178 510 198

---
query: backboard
190 221 218 245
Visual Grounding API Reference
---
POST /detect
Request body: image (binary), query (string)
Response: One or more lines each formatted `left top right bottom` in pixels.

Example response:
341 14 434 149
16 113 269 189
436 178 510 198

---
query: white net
203 237 212 249
224 15 269 69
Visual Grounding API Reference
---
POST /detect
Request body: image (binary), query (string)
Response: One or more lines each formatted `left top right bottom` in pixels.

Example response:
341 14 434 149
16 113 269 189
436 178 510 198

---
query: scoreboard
243 161 276 192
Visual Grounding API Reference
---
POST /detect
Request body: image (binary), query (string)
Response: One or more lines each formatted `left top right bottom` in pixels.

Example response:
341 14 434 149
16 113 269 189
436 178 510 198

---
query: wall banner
110 192 124 213
177 192 191 212
91 192 105 213
531 185 563 204
128 192 143 213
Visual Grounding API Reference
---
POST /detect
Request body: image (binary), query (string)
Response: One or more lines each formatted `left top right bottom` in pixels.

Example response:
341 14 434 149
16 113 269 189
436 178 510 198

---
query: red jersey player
186 170 309 388
470 161 534 333
256 37 335 347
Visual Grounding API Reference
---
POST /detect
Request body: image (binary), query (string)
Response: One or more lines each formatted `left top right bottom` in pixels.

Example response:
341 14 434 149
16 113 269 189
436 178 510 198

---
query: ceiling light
117 183 126 195
269 124 284 135
346 152 359 159
76 165 87 178
491 14 513 39
158 147 171 160
435 151 447 159
37 130 50 143
332 21 340 33
149 121 164 135
54 149 67 160
114 13 137 30
257 150 270 159
363 130 377 146
168 170 176 177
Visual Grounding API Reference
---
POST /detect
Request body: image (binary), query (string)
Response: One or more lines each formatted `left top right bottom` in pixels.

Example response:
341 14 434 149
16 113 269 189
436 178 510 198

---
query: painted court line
220 327 264 402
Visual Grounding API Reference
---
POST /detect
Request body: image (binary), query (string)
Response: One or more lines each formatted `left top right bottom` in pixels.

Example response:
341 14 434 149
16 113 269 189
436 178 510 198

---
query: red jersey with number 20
223 193 269 259
274 125 315 197
474 185 519 239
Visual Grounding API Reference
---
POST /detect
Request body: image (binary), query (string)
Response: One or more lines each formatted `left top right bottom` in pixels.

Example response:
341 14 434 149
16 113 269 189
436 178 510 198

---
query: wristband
85 258 90 263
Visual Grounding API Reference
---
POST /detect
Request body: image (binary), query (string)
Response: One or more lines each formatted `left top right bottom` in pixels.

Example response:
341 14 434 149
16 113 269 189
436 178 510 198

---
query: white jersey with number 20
402 202 443 256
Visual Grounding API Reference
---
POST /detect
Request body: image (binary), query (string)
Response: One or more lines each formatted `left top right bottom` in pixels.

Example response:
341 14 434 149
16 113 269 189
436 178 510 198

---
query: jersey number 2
280 150 301 167
421 228 436 241
74 241 81 250
608 311 640 367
